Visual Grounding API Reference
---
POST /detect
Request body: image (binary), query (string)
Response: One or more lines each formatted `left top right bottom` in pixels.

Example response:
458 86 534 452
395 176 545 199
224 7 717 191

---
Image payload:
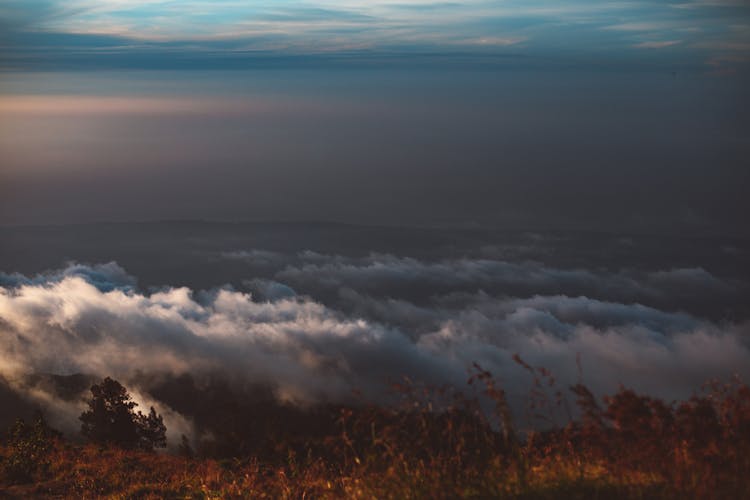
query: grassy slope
1 373 748 499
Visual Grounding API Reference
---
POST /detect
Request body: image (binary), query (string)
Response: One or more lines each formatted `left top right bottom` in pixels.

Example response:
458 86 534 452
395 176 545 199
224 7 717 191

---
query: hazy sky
1 1 748 233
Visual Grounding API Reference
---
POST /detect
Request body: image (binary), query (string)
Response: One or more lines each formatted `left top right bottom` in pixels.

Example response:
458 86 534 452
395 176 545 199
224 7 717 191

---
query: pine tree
137 406 167 450
80 377 167 450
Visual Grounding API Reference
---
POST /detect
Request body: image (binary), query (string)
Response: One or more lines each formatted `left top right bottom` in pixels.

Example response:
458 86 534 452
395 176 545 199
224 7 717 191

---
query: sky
1 1 749 233
1 0 749 68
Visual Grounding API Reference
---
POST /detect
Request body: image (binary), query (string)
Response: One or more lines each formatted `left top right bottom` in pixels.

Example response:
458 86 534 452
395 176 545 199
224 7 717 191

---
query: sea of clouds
1 254 749 439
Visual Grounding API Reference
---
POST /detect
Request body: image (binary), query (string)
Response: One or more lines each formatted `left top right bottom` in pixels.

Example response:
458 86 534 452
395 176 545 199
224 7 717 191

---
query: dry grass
2 364 749 499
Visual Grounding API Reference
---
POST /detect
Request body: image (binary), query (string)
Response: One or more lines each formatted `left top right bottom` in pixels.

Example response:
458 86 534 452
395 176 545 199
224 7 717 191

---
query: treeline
1 363 749 498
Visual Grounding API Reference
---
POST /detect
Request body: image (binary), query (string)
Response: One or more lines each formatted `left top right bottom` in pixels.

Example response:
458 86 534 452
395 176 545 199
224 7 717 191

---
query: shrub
1 413 60 484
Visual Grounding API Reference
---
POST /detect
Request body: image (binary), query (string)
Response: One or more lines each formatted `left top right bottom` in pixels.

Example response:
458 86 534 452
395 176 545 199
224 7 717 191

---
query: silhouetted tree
137 406 167 449
178 434 194 458
80 377 166 450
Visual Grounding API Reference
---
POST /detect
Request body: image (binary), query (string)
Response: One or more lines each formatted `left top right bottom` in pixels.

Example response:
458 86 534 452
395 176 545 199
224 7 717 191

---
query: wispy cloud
634 40 682 49
0 0 748 68
672 0 748 9
602 21 680 32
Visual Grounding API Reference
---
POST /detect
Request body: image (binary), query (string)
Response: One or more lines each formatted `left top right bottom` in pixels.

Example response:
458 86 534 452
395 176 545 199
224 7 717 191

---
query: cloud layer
1 260 748 436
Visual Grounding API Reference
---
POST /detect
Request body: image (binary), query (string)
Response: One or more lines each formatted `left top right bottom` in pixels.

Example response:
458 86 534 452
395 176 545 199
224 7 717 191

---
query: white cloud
1 262 748 433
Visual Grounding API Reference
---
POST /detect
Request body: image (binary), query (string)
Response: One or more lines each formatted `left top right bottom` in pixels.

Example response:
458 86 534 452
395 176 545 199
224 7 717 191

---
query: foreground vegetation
2 364 749 499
